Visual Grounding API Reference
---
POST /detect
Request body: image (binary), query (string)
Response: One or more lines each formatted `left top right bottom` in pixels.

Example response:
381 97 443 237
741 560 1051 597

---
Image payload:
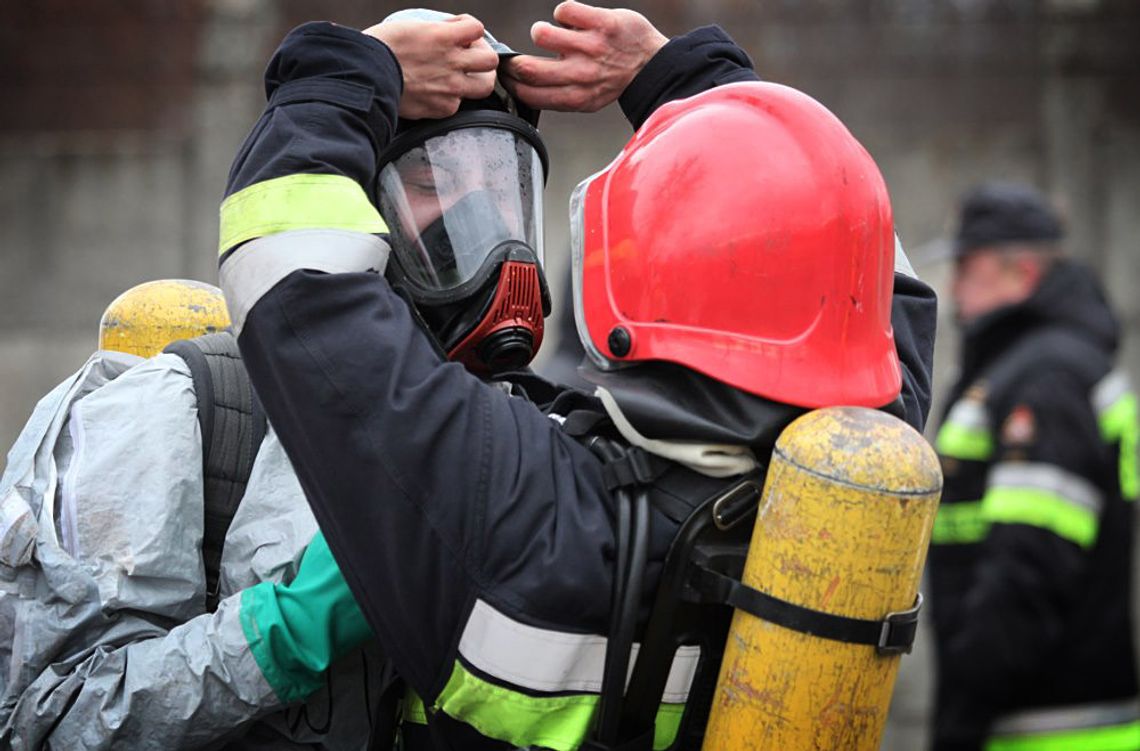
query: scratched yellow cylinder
98 279 230 358
703 406 941 750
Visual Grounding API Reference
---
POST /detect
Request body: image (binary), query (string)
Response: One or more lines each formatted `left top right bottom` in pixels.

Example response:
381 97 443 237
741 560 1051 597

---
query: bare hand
503 1 668 113
364 15 499 120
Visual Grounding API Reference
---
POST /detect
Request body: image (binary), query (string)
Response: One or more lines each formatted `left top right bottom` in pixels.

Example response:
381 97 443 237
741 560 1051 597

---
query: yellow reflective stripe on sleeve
985 718 1140 751
981 487 1099 548
931 500 989 544
1099 392 1140 501
936 421 994 461
218 173 388 256
433 662 684 751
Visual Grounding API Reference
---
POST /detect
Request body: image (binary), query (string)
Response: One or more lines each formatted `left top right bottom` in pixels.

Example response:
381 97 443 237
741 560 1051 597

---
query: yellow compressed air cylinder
702 406 941 750
98 279 230 358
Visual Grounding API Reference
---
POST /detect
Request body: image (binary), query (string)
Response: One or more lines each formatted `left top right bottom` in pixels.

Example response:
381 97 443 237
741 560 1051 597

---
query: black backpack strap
559 408 673 493
165 331 267 611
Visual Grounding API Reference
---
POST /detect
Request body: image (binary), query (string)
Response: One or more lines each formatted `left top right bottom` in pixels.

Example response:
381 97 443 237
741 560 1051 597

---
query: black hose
596 484 631 743
596 486 652 745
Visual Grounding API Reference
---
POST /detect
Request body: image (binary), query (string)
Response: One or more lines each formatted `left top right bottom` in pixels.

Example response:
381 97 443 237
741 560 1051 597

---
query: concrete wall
1 1 1138 747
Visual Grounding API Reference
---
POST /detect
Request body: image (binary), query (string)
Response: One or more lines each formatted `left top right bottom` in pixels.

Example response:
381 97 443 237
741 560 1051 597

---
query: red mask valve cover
448 261 545 374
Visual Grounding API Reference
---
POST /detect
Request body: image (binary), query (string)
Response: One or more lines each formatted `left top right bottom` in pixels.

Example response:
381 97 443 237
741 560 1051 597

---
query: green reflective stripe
433 662 683 751
436 661 595 751
1100 393 1140 501
404 689 428 725
932 501 989 544
986 719 1140 751
654 703 684 751
219 173 387 255
982 487 1099 548
936 421 994 461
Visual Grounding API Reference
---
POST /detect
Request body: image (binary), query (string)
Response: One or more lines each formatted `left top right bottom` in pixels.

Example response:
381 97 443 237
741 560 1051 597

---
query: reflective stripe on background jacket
214 20 939 751
0 351 389 750
928 260 1140 751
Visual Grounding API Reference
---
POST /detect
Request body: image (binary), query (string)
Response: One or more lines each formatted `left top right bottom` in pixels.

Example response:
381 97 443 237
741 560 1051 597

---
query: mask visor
378 126 544 299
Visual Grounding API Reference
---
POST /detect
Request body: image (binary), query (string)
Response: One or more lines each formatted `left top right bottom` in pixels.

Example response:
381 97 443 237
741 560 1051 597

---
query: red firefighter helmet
571 81 900 409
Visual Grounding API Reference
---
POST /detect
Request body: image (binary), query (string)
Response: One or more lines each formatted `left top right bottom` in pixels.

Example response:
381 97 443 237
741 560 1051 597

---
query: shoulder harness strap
164 331 267 611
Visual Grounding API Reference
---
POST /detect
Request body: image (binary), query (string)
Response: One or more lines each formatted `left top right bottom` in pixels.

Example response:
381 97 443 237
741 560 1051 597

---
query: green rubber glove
239 530 374 702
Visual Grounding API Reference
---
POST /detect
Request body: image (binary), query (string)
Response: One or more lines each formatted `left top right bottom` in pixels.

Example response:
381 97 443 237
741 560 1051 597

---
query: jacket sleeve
619 26 938 430
940 370 1101 698
0 356 289 750
218 23 616 706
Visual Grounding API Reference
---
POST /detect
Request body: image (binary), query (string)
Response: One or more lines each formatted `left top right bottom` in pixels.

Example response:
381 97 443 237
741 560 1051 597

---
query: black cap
955 182 1064 257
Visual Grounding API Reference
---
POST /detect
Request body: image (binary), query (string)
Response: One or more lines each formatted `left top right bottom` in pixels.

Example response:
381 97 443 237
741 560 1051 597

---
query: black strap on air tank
164 331 267 611
690 565 922 656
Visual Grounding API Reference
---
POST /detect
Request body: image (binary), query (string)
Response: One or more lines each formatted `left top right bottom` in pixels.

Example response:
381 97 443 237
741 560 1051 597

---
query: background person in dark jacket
928 182 1140 751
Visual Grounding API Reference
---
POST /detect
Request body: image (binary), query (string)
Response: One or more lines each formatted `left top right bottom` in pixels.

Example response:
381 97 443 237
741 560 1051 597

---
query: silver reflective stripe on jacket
946 397 988 434
220 229 390 335
988 462 1105 515
991 698 1140 735
1093 370 1132 414
459 598 700 704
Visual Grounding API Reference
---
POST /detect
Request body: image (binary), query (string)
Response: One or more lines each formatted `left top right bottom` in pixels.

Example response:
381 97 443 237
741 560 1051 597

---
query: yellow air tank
98 279 230 358
703 406 941 750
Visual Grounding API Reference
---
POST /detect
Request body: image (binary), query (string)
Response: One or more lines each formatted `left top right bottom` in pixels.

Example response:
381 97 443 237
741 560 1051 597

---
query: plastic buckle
626 449 658 484
877 592 923 656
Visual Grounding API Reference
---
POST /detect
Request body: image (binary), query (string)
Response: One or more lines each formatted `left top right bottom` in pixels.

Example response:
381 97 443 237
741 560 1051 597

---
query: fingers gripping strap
218 173 388 256
219 229 390 334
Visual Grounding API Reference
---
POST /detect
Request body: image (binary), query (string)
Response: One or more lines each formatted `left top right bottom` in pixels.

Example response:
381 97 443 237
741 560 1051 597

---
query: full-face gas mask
377 108 551 374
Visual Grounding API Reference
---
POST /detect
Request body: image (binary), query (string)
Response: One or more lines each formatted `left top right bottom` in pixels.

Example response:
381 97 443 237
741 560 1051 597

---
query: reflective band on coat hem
981 487 1098 548
937 399 993 461
433 661 684 751
989 462 1104 515
991 698 1140 736
985 719 1140 751
218 173 387 255
458 598 699 702
219 229 390 335
931 500 988 545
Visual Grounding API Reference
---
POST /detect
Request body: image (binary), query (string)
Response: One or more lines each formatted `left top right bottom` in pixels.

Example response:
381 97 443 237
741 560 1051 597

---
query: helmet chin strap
447 260 546 375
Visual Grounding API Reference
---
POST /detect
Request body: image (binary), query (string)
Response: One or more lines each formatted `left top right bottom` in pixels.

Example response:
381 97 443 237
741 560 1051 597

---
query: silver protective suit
0 351 390 750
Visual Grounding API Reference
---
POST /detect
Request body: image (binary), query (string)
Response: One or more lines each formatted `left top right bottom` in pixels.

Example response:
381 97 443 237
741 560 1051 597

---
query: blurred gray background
2 1 1138 747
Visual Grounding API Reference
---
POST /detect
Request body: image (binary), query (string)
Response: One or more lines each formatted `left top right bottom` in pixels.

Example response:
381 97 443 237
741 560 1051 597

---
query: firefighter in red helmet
215 4 938 749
